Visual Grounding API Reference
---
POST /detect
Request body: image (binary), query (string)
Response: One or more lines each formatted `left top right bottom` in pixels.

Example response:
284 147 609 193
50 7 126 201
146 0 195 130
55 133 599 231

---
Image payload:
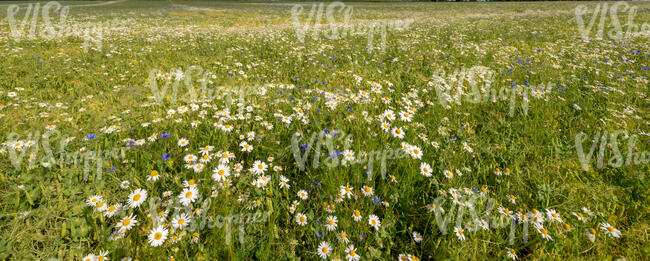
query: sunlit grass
0 1 648 260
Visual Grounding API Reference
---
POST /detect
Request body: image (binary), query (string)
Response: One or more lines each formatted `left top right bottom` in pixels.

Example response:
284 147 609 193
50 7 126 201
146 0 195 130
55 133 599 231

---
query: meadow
0 1 648 260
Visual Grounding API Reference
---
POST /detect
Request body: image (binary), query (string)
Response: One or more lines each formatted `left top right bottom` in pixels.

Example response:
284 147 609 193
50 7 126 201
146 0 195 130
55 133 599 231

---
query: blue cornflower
162 153 171 160
160 133 170 138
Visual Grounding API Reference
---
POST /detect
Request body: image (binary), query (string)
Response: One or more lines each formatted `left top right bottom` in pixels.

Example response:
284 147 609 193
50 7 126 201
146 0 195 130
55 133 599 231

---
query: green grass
0 1 648 260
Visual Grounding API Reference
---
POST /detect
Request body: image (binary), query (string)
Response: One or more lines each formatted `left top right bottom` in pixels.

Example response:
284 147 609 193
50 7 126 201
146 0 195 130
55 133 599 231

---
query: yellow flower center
185 191 193 198
133 194 141 201
154 232 162 240
123 219 130 226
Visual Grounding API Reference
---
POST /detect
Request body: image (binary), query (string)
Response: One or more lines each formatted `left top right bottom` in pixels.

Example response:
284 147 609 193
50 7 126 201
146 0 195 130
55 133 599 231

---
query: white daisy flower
148 226 169 247
127 189 147 209
179 186 199 206
316 241 332 259
295 213 307 226
368 214 381 230
171 213 192 230
116 214 137 232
